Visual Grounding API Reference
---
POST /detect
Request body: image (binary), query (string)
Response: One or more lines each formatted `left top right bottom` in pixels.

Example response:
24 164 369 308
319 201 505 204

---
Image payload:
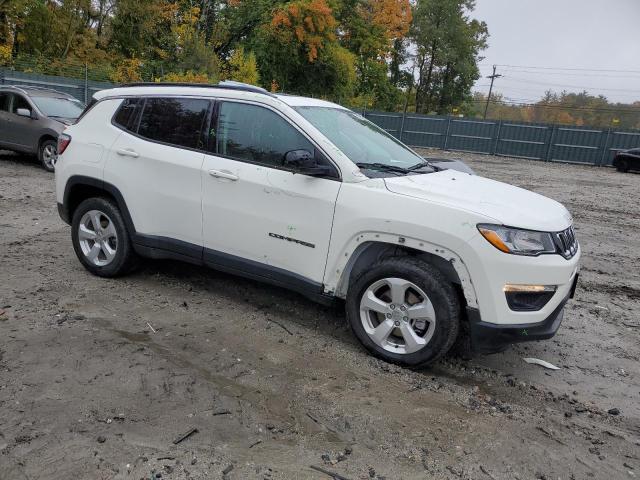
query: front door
5 93 39 152
201 100 341 290
0 92 11 148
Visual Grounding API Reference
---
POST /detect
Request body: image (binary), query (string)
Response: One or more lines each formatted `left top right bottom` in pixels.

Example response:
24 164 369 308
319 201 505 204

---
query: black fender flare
61 175 136 234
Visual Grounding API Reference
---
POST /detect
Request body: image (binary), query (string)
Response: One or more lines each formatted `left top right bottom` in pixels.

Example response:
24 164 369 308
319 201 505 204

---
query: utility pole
483 65 502 120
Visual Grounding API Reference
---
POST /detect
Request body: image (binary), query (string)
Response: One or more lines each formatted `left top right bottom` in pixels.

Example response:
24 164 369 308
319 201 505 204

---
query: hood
384 171 572 232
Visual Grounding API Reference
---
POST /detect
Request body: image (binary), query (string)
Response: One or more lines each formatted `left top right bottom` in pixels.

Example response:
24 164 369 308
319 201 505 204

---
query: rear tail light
58 134 71 155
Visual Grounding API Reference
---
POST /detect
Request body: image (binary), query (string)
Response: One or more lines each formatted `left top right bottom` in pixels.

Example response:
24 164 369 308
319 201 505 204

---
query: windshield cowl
356 162 436 178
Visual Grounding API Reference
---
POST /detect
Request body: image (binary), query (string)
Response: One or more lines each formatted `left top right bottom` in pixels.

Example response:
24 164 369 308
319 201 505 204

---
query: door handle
116 148 139 158
208 169 238 181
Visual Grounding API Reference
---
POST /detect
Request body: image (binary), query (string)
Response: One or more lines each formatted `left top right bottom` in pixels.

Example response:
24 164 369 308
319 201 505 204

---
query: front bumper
467 274 578 354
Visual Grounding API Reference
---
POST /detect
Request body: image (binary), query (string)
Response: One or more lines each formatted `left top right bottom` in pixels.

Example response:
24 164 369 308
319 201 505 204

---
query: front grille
553 226 578 259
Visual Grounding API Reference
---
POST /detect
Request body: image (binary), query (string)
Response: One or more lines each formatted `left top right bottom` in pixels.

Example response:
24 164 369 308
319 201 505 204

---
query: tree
225 45 259 84
469 89 640 129
411 0 487 114
109 0 173 61
338 0 411 108
0 0 501 115
254 0 356 99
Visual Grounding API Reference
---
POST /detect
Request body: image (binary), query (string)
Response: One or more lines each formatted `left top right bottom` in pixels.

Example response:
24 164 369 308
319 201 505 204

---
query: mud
1 151 639 479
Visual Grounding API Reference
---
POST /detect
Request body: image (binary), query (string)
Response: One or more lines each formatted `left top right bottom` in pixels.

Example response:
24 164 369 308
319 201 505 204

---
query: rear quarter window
113 98 142 132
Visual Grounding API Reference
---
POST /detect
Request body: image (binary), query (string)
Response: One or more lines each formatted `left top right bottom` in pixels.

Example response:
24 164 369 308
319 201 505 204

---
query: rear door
201 100 341 288
104 96 211 256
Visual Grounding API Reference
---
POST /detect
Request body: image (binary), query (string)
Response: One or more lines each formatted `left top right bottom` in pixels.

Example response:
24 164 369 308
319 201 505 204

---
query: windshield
294 106 426 170
31 96 85 119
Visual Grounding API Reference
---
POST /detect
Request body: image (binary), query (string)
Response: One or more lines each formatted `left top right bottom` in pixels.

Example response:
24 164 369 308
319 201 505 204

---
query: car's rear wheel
71 197 138 277
615 158 630 173
38 139 57 172
346 257 460 367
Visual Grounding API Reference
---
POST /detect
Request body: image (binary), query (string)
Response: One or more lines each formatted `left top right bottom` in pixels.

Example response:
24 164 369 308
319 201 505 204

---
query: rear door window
137 97 210 150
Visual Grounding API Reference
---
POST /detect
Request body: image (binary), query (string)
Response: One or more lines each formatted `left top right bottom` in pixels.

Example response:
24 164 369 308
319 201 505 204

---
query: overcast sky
471 0 640 104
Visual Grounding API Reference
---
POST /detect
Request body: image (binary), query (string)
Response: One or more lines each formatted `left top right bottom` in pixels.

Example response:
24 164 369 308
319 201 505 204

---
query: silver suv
0 85 85 171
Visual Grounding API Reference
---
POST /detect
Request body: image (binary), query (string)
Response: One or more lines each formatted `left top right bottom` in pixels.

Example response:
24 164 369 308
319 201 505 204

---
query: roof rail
3 84 69 96
119 80 276 97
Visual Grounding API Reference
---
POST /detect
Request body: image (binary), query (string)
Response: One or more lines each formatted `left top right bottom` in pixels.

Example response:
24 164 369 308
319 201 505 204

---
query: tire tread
346 256 460 367
71 197 138 277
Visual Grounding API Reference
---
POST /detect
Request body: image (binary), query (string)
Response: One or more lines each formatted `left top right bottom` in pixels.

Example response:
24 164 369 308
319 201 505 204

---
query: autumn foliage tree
0 0 494 113
255 0 355 98
472 91 640 130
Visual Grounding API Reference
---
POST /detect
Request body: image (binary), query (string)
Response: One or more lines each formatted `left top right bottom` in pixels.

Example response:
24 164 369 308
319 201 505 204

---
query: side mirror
283 149 334 177
16 108 33 118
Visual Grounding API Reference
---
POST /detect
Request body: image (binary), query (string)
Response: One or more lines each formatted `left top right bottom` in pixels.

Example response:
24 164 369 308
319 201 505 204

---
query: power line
476 78 640 96
500 68 640 79
502 76 640 94
492 64 640 74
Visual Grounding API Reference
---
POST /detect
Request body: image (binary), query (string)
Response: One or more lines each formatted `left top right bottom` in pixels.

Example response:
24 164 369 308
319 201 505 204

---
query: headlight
477 224 556 256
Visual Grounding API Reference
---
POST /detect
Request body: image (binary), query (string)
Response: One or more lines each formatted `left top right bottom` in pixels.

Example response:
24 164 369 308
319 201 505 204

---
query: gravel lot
1 150 639 480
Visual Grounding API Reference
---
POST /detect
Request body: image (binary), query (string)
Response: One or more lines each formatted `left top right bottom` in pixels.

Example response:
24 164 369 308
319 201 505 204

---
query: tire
71 197 138 277
38 139 57 172
615 158 629 173
346 256 460 367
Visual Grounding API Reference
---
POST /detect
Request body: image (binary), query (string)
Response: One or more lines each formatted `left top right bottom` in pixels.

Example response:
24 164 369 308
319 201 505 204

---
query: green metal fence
0 69 113 104
364 110 640 166
2 68 638 166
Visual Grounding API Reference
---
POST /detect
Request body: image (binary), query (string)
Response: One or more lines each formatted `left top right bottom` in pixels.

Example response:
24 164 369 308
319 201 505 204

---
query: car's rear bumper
466 274 577 354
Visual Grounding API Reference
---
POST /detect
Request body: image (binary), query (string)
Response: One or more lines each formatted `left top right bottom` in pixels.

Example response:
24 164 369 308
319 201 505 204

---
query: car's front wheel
346 257 460 367
38 139 57 172
71 197 138 277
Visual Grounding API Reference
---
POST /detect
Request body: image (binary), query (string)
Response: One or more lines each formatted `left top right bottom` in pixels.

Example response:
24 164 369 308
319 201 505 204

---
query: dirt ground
1 149 639 480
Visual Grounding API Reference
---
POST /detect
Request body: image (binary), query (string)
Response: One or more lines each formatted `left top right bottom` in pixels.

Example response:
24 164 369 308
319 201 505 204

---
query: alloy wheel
78 210 118 267
42 143 57 170
359 277 437 354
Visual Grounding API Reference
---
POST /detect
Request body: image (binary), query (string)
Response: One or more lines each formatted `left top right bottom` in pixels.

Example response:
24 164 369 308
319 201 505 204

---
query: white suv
55 82 580 366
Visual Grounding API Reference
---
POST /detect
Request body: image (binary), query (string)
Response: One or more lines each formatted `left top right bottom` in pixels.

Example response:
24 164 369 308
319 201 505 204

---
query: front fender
325 231 478 308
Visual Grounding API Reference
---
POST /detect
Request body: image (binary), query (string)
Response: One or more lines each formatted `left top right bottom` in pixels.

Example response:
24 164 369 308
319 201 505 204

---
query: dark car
612 148 640 173
0 85 85 171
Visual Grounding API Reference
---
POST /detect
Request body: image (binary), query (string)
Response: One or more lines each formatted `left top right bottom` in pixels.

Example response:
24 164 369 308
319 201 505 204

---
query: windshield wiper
407 160 436 171
356 162 410 174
